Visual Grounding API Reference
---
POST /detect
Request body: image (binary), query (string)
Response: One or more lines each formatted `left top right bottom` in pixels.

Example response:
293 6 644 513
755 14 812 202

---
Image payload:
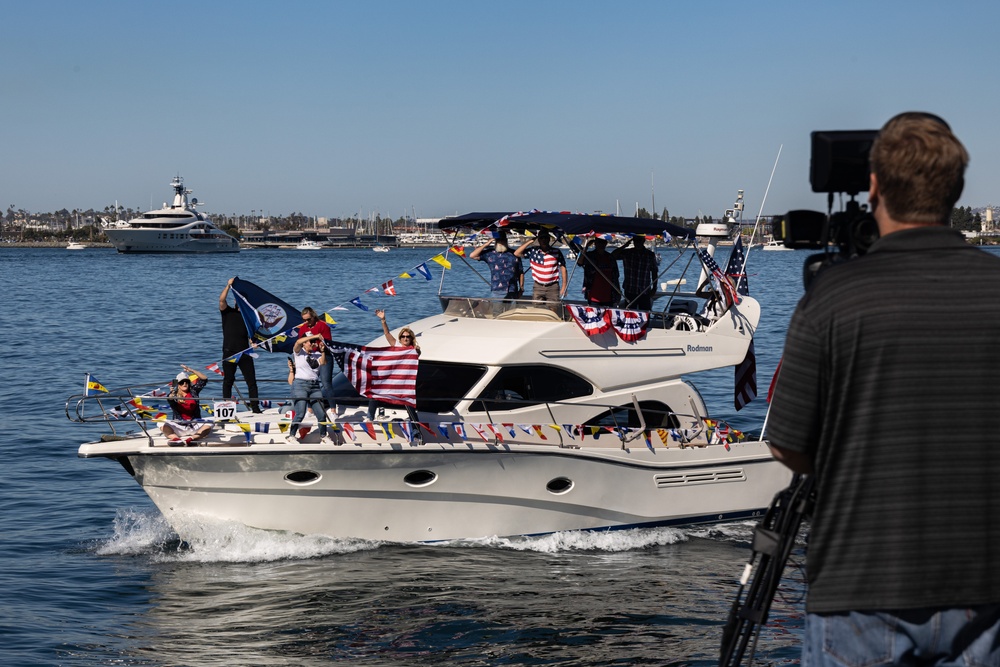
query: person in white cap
161 364 212 445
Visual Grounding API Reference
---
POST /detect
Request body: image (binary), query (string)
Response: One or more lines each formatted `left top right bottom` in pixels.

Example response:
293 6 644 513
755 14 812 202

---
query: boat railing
67 379 743 451
438 293 717 331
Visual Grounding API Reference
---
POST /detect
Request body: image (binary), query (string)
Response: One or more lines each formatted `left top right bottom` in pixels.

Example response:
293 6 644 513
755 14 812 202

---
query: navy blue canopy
438 211 696 240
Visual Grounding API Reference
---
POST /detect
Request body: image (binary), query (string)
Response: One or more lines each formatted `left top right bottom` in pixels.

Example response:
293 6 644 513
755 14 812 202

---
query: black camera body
773 129 880 287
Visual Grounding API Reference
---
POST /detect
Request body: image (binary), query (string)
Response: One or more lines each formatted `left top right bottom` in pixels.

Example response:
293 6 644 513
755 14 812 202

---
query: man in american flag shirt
515 229 567 304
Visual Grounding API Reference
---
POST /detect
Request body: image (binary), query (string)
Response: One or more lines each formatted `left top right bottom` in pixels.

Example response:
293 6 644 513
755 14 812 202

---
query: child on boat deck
161 364 213 446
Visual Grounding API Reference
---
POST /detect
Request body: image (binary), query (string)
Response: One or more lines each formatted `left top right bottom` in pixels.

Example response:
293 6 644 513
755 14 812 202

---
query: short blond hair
870 112 968 224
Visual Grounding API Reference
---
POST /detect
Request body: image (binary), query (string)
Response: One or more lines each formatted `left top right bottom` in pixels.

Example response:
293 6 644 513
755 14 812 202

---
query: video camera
773 130 880 287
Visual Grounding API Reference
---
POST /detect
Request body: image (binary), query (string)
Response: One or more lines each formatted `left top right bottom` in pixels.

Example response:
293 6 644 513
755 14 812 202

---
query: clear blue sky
3 0 997 221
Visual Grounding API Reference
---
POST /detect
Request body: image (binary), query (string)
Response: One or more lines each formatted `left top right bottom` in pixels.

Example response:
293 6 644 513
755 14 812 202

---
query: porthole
546 477 574 494
404 470 438 487
284 470 321 485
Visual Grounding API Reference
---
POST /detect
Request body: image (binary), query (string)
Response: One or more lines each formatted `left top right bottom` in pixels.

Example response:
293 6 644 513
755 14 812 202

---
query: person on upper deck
286 334 336 446
162 365 213 445
469 231 524 300
219 278 261 413
576 236 620 307
514 230 567 305
767 112 1000 666
611 235 658 311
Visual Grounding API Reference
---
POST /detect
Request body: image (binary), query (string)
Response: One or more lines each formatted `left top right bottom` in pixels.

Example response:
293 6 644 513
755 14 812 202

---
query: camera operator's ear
868 173 880 210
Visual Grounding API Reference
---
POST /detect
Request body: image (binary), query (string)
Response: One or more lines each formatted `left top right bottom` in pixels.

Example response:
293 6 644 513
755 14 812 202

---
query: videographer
767 113 1000 665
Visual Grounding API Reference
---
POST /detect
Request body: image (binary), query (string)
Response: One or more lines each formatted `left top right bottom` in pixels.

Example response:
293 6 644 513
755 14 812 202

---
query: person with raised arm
514 229 567 304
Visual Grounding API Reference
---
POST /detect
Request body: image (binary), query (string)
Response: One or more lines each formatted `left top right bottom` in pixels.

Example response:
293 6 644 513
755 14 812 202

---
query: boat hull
104 228 240 253
84 440 790 542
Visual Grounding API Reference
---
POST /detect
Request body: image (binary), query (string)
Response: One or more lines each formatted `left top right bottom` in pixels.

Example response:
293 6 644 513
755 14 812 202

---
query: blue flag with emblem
229 278 304 353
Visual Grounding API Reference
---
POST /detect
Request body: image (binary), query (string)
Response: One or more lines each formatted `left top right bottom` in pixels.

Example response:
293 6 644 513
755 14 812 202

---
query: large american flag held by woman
329 341 419 407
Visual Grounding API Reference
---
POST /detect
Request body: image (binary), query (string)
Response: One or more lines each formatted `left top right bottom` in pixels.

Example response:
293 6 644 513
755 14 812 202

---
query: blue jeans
290 378 328 437
803 606 1000 667
319 349 336 410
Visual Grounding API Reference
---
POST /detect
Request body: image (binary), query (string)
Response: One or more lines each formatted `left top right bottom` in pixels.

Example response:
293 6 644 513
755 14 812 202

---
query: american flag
697 246 740 306
728 237 756 410
734 340 757 411
330 341 418 407
724 236 749 296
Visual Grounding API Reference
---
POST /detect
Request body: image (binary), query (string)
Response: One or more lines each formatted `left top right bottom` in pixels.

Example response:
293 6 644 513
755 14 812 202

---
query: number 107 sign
213 401 238 421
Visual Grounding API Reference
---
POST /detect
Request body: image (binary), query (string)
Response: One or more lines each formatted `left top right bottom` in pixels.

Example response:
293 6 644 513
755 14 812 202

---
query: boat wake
93 508 698 561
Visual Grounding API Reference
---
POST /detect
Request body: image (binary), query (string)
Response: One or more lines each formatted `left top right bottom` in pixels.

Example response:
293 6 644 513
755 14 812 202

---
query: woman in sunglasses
286 334 335 446
162 365 213 445
367 309 421 429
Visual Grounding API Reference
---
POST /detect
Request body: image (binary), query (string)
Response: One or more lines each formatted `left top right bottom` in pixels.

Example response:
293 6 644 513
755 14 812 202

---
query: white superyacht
102 176 239 253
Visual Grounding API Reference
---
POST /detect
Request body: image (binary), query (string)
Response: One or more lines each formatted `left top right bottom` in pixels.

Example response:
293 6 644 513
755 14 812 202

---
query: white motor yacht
73 195 790 543
296 238 325 250
102 177 239 253
66 241 87 250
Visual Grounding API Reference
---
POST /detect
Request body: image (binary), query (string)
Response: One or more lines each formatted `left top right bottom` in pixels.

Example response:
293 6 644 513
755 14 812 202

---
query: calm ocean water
1 244 818 666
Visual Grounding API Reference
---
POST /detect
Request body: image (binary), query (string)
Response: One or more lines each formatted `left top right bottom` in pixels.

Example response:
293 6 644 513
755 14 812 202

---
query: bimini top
438 211 697 240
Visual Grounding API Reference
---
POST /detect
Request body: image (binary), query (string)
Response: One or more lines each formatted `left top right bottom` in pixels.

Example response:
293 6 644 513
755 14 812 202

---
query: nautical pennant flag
485 423 503 442
450 246 466 257
400 272 412 279
85 374 108 396
329 340 418 408
430 254 451 270
454 423 467 440
400 422 413 441
206 363 223 376
381 280 396 296
415 263 433 280
566 305 611 336
697 246 739 307
610 309 649 342
322 313 337 326
254 422 270 433
437 423 451 438
350 297 369 312
341 422 355 441
469 424 489 442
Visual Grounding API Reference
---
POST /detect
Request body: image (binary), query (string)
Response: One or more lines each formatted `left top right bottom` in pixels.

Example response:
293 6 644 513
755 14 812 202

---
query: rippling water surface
0 245 816 666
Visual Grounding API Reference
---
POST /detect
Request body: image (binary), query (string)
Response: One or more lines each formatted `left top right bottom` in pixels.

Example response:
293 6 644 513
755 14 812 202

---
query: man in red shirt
298 307 335 411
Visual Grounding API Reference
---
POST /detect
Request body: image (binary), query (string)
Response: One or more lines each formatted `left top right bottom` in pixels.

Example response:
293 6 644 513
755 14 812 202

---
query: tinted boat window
330 361 487 414
584 401 680 429
470 366 593 412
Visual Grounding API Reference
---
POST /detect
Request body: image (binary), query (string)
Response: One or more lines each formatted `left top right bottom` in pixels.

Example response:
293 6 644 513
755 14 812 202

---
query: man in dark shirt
611 235 657 311
767 113 1000 665
219 278 261 413
576 236 619 306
